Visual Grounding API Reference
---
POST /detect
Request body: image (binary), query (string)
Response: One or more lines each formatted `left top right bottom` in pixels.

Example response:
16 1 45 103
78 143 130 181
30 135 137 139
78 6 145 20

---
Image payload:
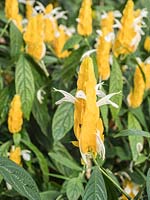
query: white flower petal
76 90 86 100
37 89 46 104
113 10 122 18
96 92 121 108
145 57 150 64
80 49 96 61
54 88 76 104
21 150 31 161
96 132 105 160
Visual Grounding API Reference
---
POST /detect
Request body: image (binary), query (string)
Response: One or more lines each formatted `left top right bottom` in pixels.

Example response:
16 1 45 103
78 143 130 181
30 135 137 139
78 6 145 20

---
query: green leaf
49 152 81 172
10 22 23 58
66 178 84 200
146 168 150 200
0 87 11 125
0 141 11 157
109 57 123 119
128 112 143 161
40 190 60 200
52 102 74 141
15 54 35 120
114 129 150 138
63 35 82 51
100 105 108 133
21 139 49 183
83 167 107 200
0 157 40 200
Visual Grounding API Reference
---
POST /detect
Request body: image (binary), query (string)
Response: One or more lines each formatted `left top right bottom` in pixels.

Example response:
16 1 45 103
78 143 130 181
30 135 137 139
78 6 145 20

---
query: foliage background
0 0 150 200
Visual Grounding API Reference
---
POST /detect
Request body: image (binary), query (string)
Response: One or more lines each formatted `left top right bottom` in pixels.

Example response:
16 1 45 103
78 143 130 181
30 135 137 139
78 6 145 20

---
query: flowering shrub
0 0 150 199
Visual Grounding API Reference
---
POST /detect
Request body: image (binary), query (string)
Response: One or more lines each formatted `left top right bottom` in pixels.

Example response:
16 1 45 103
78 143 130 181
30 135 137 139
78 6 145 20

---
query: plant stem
93 158 132 200
44 172 70 180
0 20 11 38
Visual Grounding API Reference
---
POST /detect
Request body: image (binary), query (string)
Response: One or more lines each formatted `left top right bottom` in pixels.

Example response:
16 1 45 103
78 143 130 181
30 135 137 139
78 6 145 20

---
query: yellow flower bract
8 95 23 134
74 57 104 155
9 146 21 165
96 11 114 80
144 36 150 52
127 63 145 108
113 0 136 57
77 0 92 36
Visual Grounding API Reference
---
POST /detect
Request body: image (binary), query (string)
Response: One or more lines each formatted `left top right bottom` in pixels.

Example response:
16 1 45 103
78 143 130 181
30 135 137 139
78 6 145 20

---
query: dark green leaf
63 35 82 51
40 190 60 200
114 129 150 138
83 167 107 200
0 157 40 200
52 102 74 141
109 57 123 119
21 139 49 183
10 22 23 58
128 112 143 161
15 54 35 120
146 168 150 200
66 177 84 200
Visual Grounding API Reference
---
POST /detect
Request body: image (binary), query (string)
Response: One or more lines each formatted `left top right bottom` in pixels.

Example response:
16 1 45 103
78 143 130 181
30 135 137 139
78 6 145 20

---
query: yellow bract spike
144 36 150 52
74 57 104 155
145 62 150 90
52 26 70 58
113 0 136 57
44 4 57 43
127 63 145 108
5 0 23 32
26 0 34 20
5 0 19 19
96 11 114 80
9 146 21 165
24 13 45 61
77 0 92 36
8 95 23 134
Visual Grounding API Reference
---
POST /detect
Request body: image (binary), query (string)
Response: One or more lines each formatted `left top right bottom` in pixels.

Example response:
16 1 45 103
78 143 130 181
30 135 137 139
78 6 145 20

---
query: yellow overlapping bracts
8 95 23 134
144 36 150 52
24 13 45 61
44 4 57 43
74 57 104 155
52 26 70 58
77 0 92 36
96 12 114 80
9 146 21 165
113 0 136 57
127 62 145 108
5 0 23 32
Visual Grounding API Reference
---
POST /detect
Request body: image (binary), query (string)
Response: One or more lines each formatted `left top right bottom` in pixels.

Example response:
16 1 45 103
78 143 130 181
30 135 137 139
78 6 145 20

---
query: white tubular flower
95 82 106 98
96 29 103 36
75 90 87 100
104 32 115 42
21 150 31 161
96 131 105 160
113 10 122 18
80 49 96 61
96 91 121 108
37 88 46 104
113 18 122 29
101 11 108 19
54 88 76 104
145 57 150 64
6 182 12 190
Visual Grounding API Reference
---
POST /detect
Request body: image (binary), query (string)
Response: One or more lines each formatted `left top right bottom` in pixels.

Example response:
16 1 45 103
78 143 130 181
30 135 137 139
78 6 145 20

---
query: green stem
0 20 11 38
44 172 70 180
93 158 132 200
84 37 91 50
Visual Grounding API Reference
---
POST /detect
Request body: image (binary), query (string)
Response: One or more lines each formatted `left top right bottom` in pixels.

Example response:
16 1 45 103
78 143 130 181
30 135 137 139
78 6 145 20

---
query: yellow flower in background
26 0 34 19
120 180 139 200
52 25 70 58
44 4 56 43
113 0 135 57
9 146 22 165
5 0 23 32
113 0 147 57
127 60 145 108
8 95 23 134
54 53 119 163
145 57 150 90
5 0 19 19
77 0 92 36
144 36 150 52
96 11 114 80
24 13 46 61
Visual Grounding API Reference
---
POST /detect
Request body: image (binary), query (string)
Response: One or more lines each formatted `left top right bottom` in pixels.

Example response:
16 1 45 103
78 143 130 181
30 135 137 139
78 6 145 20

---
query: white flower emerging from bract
21 150 31 161
54 84 120 109
80 49 96 61
37 88 46 104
